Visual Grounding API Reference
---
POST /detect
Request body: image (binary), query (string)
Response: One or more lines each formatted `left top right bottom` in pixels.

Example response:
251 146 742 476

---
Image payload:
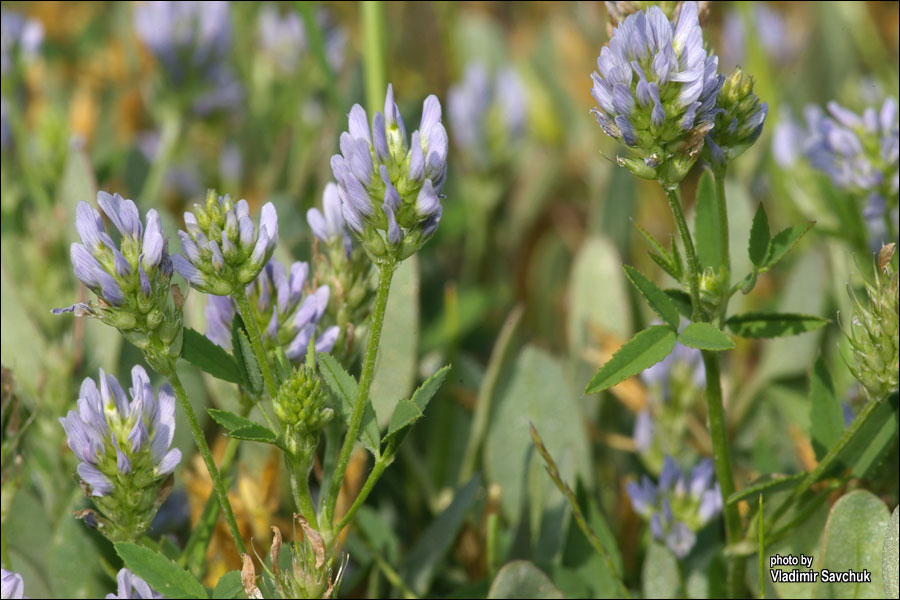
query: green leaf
748 203 771 267
665 289 693 318
568 236 632 356
834 392 898 478
207 409 278 445
488 561 564 599
813 490 889 599
484 346 591 557
634 222 679 280
725 312 828 338
317 353 380 456
585 326 677 393
211 571 243 599
383 365 451 451
623 265 680 330
642 542 682 599
884 506 899 599
764 222 815 270
231 314 262 394
401 476 481 596
809 358 844 461
694 170 722 271
678 322 735 351
370 256 419 427
181 328 242 384
115 542 209 599
726 473 805 506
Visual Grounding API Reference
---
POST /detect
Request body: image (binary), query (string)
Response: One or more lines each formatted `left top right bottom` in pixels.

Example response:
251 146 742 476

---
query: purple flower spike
330 84 448 259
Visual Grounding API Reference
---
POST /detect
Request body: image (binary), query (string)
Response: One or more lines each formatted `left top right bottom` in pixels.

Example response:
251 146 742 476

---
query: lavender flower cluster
627 455 722 557
58 367 180 539
590 1 723 182
330 85 448 260
774 98 899 241
448 62 528 167
205 259 339 361
134 1 241 114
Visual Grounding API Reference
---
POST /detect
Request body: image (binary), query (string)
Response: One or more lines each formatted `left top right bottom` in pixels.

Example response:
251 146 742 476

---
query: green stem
323 261 396 533
288 457 319 527
336 456 389 533
361 1 386 115
139 109 181 207
179 398 253 569
664 185 702 319
714 169 731 325
700 350 744 598
232 292 279 430
168 369 247 555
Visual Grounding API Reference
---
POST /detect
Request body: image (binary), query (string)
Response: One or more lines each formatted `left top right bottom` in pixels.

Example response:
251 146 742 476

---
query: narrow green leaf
748 203 770 268
317 353 380 456
694 170 722 271
725 312 828 338
813 490 889 598
670 234 685 280
383 365 450 450
585 325 677 393
115 542 208 599
664 289 693 318
726 473 805 505
764 222 814 270
809 358 844 461
181 328 241 384
207 409 278 445
678 322 735 351
212 571 242 599
634 221 678 279
488 561 564 599
834 392 898 478
624 265 680 330
649 251 681 281
231 315 262 394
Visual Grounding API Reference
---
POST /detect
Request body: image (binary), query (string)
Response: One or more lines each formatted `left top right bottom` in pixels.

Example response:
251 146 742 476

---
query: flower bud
844 243 899 401
704 67 768 169
173 191 279 295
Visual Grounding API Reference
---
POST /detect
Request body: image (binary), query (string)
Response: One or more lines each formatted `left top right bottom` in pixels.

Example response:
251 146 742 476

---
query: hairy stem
336 456 389 533
361 1 386 116
323 261 395 533
288 456 319 528
231 292 279 429
168 369 246 555
664 185 702 319
701 350 744 598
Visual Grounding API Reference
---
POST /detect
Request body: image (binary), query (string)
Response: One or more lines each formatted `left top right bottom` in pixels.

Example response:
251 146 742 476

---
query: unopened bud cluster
275 365 333 458
845 243 899 401
705 68 768 168
173 189 279 296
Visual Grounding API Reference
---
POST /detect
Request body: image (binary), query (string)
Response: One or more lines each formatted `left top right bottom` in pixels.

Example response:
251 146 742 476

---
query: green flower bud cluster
844 243 899 401
704 68 768 169
275 364 333 459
